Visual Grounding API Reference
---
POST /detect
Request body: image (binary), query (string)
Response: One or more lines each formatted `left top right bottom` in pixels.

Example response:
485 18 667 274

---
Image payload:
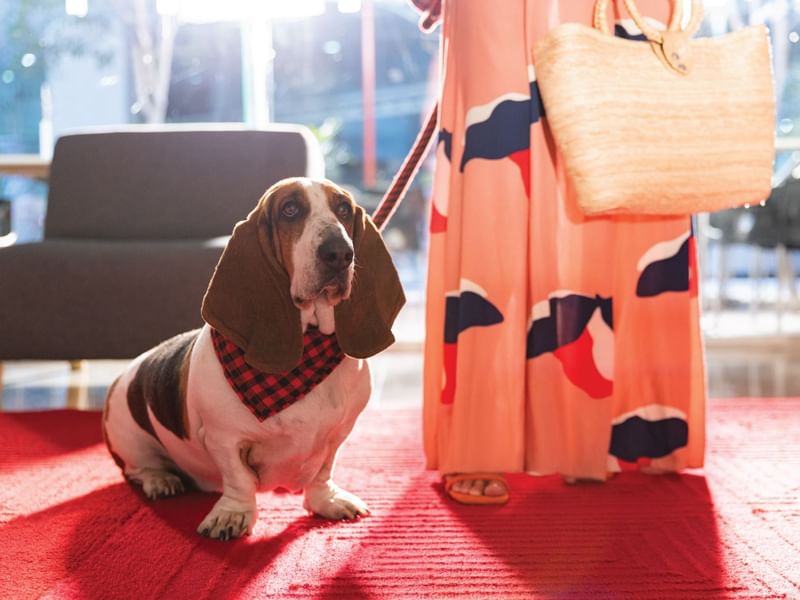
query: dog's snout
317 236 354 272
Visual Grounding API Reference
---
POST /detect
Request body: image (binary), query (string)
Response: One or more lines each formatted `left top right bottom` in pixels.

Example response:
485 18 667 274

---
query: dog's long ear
334 206 406 358
201 189 303 373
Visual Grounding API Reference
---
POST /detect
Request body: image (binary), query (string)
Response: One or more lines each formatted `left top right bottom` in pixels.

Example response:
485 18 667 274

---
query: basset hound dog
102 177 405 540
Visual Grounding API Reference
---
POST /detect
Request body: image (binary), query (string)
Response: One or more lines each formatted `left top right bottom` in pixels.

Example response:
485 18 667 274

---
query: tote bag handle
593 0 704 42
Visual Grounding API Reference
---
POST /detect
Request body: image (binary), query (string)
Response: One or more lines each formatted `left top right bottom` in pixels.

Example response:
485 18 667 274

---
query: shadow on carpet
0 399 798 599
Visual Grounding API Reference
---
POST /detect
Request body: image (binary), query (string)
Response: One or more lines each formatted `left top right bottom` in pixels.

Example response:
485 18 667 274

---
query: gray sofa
0 125 323 362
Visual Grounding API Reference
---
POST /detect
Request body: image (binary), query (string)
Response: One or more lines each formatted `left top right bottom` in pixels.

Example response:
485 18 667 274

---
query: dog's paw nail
201 528 210 537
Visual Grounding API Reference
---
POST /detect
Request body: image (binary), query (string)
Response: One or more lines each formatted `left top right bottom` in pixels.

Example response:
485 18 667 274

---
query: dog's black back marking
127 329 200 441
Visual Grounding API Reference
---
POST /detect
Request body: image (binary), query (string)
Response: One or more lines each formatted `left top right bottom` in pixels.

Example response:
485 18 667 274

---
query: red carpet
1 398 798 599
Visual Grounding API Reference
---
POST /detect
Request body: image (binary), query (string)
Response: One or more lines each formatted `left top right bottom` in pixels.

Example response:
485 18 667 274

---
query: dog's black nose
317 236 354 272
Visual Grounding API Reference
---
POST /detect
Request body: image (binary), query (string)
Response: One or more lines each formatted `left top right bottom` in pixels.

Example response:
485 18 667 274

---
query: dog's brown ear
334 206 406 358
201 190 303 373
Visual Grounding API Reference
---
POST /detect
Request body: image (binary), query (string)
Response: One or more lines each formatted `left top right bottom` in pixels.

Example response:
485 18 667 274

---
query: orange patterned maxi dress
422 0 706 481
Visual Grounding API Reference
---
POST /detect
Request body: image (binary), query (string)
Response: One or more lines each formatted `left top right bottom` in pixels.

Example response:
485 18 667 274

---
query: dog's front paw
303 483 370 520
197 497 256 541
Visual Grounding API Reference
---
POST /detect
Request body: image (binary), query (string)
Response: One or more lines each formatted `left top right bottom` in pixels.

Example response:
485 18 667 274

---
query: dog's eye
336 202 353 220
281 202 300 219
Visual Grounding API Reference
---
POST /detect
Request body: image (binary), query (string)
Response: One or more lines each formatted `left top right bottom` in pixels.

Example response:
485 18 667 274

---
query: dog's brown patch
127 329 200 441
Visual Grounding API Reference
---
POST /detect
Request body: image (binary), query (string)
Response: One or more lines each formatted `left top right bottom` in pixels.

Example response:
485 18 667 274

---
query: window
2 0 798 342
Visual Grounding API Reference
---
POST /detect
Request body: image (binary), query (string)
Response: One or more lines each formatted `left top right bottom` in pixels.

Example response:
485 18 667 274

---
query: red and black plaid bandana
210 327 346 422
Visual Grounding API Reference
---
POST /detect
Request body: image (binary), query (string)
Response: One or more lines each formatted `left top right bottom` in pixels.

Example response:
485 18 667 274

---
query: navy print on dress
610 415 689 462
636 235 691 297
459 68 544 197
442 283 504 404
439 128 453 162
527 294 613 358
527 293 614 399
614 23 648 41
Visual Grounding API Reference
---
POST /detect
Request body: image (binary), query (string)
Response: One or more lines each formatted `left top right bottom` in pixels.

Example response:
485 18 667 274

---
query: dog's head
268 178 356 310
201 177 405 373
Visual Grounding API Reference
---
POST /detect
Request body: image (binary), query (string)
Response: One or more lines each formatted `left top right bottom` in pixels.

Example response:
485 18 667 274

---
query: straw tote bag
531 0 776 216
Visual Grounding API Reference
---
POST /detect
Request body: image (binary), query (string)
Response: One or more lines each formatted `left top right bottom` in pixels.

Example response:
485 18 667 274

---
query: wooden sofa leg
67 360 88 410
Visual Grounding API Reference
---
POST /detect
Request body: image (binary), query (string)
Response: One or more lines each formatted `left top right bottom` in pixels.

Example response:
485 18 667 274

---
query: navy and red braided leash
370 102 438 231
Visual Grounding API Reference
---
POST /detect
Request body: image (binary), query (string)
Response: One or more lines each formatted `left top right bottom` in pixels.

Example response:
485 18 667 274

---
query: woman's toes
448 476 508 498
468 479 487 496
452 479 470 493
483 480 507 497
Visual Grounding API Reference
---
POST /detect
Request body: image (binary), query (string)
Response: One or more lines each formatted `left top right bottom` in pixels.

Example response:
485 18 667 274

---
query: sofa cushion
45 125 324 240
0 238 227 359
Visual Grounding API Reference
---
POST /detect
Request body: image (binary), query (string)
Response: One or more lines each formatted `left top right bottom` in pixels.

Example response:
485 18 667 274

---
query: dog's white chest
162 327 371 492
246 382 355 489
